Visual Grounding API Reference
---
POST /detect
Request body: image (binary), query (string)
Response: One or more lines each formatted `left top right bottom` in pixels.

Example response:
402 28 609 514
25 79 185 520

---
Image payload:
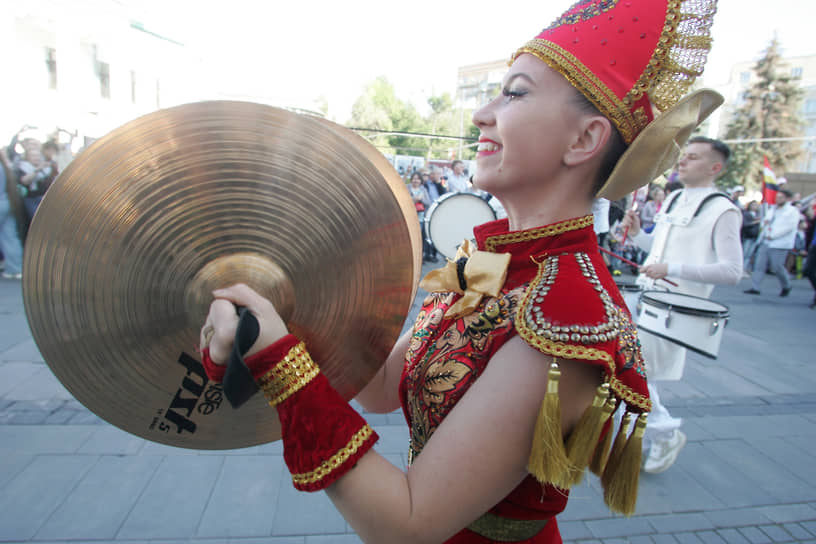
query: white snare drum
425 192 497 260
635 290 729 359
614 280 642 317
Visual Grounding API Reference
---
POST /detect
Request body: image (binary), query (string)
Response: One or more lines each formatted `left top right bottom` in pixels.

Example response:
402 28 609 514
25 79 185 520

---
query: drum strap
664 190 731 217
650 190 732 266
663 190 684 215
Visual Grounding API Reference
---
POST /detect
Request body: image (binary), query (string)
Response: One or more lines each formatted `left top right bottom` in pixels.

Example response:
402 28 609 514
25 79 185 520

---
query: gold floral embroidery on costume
423 359 471 405
404 287 525 461
405 292 452 365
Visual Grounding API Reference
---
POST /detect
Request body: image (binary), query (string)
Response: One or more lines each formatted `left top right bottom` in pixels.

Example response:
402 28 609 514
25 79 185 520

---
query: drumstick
598 246 679 287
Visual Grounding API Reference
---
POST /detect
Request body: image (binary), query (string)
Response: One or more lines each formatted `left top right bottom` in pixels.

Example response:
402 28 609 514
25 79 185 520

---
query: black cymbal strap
223 307 261 408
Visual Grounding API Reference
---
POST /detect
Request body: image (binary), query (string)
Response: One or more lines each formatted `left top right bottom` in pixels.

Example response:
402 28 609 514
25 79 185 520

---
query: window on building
792 66 803 78
98 61 110 99
805 99 816 114
740 71 750 84
45 47 57 90
130 71 137 104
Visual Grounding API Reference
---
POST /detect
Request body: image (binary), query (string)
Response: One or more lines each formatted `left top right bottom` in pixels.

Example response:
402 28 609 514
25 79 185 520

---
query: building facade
2 0 209 151
455 59 507 111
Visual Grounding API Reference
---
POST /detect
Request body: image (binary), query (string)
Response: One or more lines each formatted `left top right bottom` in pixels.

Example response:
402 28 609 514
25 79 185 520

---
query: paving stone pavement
1 265 814 543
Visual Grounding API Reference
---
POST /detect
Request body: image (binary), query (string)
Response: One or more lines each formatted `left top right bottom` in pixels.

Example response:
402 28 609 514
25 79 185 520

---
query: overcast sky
137 0 813 122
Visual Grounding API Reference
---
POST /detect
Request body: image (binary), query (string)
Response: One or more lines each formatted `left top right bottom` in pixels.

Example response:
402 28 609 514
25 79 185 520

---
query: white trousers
643 382 682 450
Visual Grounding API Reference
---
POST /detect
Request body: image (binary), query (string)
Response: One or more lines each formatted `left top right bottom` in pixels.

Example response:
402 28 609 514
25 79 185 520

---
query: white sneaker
643 430 686 474
1 272 22 280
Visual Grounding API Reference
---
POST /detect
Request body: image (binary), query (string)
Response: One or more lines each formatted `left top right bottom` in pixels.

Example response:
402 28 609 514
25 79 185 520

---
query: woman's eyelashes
502 86 528 101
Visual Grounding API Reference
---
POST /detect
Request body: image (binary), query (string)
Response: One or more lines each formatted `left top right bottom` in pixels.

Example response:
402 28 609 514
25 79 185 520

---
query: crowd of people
0 126 73 280
405 160 492 263
739 187 816 307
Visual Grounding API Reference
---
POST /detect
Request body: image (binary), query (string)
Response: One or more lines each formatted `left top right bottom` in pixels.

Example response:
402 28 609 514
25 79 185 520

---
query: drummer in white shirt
621 136 742 474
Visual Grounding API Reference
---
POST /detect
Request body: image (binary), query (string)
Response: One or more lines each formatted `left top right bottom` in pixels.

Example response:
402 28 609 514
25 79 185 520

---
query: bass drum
425 192 497 260
636 290 730 359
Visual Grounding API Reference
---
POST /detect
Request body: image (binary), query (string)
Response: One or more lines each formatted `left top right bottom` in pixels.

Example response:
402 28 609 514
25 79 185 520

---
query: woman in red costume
199 1 721 541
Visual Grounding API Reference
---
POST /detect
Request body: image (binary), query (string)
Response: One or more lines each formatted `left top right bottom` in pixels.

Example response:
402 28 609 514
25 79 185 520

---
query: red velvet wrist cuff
277 370 378 491
209 335 378 491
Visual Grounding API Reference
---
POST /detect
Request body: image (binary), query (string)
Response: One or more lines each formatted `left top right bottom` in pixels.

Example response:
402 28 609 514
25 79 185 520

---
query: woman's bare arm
354 331 412 414
328 335 601 544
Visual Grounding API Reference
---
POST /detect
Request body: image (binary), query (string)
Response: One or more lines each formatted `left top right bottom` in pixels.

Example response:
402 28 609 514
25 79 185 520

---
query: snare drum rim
424 191 495 220
614 281 642 293
636 326 721 360
640 290 730 318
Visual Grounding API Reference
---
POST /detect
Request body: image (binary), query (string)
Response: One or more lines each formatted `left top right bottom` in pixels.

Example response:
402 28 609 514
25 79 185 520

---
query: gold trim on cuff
291 424 375 486
258 341 321 406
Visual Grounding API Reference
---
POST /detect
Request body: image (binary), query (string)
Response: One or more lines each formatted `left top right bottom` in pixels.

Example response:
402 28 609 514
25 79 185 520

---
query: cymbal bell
23 101 421 449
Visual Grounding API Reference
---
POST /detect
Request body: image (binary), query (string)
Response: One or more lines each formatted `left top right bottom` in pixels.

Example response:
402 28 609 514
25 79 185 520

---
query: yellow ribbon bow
419 239 511 319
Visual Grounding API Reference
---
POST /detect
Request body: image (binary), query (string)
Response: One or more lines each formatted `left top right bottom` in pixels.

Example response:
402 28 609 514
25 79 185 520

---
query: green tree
348 79 480 161
721 37 805 191
347 76 428 156
425 92 461 160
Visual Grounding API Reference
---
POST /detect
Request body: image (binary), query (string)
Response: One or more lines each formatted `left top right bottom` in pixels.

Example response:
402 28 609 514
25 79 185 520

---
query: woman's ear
563 115 612 167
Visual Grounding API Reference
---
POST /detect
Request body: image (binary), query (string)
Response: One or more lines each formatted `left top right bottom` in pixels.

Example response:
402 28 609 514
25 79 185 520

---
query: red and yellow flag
762 156 779 204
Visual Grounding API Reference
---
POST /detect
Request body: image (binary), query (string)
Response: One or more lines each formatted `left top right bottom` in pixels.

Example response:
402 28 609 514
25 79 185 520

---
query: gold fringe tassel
602 413 648 516
527 361 570 485
601 413 631 490
555 384 612 488
589 398 618 476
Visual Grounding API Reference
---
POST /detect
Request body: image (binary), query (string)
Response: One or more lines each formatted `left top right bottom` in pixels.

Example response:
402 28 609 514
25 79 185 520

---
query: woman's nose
472 101 495 129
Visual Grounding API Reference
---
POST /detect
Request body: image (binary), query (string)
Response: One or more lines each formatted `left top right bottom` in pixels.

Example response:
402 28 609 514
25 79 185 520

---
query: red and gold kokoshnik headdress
513 0 716 144
513 0 723 200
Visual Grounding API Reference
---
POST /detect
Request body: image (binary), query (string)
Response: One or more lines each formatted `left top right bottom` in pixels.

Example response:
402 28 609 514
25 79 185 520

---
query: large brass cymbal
22 101 421 449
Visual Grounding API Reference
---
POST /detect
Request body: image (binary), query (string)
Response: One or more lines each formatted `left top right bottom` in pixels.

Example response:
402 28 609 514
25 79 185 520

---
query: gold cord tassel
555 384 611 488
527 361 570 485
589 398 618 476
601 413 631 490
603 413 647 516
